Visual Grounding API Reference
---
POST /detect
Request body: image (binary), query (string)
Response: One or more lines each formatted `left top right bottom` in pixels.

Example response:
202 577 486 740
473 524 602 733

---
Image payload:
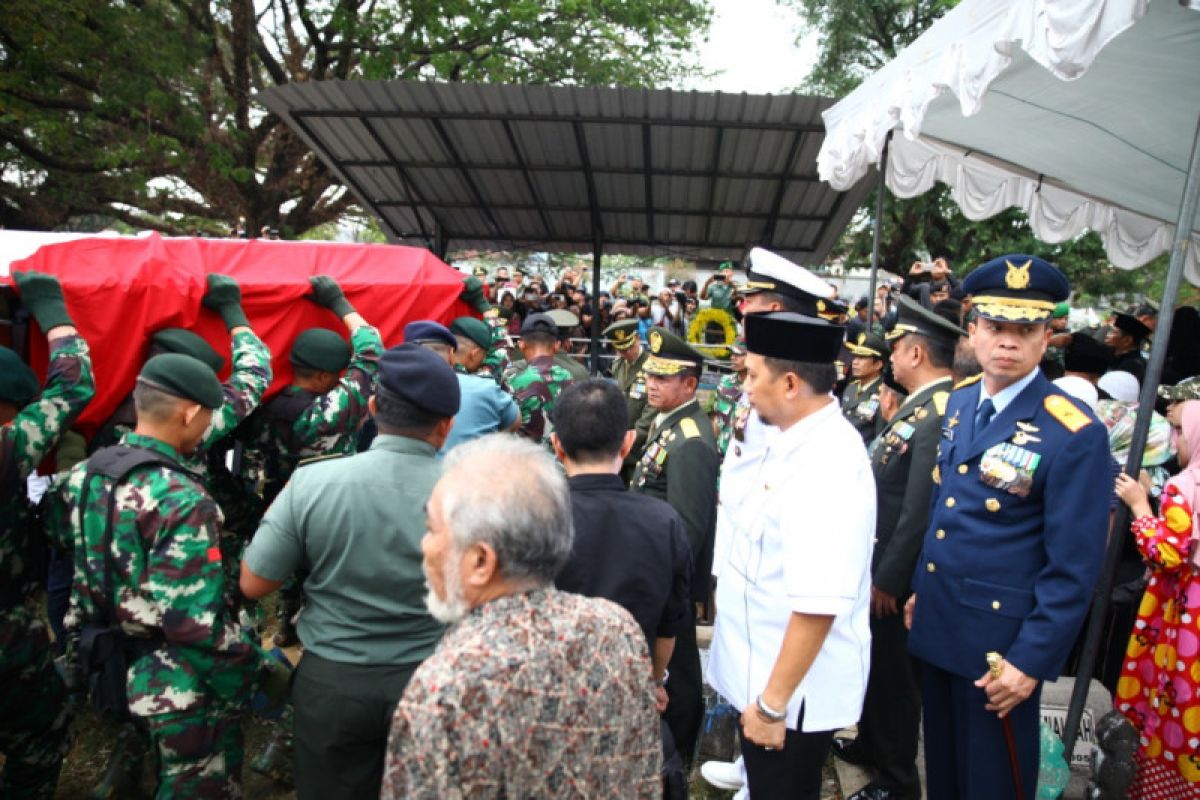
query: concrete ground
698 625 1102 800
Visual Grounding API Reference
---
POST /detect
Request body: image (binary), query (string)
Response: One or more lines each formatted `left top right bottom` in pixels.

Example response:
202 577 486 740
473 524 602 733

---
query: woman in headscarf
1115 400 1200 797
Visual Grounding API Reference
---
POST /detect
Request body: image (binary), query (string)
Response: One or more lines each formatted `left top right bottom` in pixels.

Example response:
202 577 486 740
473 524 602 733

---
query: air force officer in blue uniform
905 255 1112 800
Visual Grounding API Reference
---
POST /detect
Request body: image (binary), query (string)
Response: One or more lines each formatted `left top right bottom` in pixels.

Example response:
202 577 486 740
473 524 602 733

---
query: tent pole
866 133 892 330
590 241 603 375
1062 110 1200 758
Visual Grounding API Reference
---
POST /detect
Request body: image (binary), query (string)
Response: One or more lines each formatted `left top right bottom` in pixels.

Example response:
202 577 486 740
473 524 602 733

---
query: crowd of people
1 244 1199 800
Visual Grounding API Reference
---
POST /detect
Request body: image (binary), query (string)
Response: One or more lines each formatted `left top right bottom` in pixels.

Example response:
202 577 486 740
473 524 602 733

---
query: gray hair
439 434 574 585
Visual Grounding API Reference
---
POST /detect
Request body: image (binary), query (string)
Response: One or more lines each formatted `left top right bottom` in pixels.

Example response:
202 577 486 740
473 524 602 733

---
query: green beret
150 328 225 374
139 353 224 409
0 347 40 406
290 328 351 373
449 316 491 350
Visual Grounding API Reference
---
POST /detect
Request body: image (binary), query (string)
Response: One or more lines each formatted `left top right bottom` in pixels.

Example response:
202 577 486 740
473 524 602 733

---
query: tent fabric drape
818 0 1200 283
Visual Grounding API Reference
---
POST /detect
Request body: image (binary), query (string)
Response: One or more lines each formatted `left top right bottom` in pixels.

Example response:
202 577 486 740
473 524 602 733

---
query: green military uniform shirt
842 375 884 445
242 435 446 665
611 348 656 471
867 377 952 598
631 399 719 600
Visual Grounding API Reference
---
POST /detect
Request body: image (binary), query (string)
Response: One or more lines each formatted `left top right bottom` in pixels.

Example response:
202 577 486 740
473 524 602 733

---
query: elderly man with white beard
381 434 662 799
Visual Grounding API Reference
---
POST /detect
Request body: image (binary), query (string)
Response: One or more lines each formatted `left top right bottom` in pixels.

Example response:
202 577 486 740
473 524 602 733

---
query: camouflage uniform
46 431 271 798
241 324 380 501
477 318 510 382
185 329 273 479
709 372 744 458
0 335 94 800
501 354 574 445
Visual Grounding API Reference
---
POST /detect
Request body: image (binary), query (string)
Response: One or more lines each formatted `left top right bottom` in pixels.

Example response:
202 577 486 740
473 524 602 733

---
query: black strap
79 445 194 627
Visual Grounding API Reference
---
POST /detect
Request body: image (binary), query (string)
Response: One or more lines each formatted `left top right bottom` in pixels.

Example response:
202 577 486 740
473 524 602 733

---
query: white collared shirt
707 400 876 731
978 367 1039 415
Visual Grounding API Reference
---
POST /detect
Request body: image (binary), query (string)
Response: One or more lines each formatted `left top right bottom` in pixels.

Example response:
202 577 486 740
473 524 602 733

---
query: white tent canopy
818 0 1200 285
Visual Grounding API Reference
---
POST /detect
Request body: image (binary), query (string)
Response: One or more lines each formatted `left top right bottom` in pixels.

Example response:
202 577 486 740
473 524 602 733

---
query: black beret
745 312 844 364
139 353 224 409
0 347 40 406
1112 312 1151 342
378 344 461 418
403 320 458 350
290 328 351 373
151 328 225 374
1063 334 1114 375
520 312 558 337
449 316 492 350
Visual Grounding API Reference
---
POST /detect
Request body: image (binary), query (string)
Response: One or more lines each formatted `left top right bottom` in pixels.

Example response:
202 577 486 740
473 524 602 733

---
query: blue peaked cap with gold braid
962 254 1070 323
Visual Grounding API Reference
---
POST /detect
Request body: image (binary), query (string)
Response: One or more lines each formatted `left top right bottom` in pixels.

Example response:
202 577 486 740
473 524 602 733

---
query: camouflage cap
603 319 639 351
1159 376 1200 402
150 328 225 374
450 316 492 350
139 353 224 409
644 328 705 376
290 328 351 373
0 346 39 406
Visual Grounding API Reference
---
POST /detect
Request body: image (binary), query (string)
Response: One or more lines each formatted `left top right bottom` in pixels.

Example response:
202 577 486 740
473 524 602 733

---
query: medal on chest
979 442 1041 497
629 377 647 400
856 396 880 421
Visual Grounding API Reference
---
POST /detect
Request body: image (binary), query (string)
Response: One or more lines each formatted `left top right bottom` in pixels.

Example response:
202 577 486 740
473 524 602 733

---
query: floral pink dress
1117 484 1200 798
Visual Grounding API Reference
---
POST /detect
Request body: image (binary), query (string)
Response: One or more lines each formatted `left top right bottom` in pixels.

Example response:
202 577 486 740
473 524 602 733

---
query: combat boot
88 723 146 799
250 733 294 786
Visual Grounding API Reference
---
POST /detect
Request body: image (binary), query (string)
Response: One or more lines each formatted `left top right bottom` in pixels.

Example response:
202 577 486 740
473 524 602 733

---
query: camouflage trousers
142 707 244 799
0 608 70 800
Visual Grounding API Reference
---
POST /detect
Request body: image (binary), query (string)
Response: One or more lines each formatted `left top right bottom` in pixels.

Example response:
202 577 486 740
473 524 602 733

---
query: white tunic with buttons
707 399 877 731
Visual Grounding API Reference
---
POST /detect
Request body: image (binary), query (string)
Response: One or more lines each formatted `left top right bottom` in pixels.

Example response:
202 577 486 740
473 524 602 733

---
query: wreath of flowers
687 307 738 360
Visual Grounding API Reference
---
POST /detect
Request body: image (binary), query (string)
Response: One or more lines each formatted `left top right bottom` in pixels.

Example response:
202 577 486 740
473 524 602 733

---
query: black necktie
974 398 996 435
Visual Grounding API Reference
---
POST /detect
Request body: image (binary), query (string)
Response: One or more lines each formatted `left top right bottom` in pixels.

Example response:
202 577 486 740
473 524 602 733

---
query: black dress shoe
847 785 906 800
830 735 874 768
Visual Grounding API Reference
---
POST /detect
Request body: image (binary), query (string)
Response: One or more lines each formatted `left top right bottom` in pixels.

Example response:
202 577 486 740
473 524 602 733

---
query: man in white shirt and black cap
707 310 876 799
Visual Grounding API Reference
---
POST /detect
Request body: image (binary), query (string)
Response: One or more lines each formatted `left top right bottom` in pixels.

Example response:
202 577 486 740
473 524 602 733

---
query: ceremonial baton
987 651 1026 800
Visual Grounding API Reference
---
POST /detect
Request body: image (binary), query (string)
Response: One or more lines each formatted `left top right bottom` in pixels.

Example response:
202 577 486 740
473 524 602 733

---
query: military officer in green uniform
1 272 95 800
47 354 288 798
605 318 657 479
833 295 965 800
240 344 458 800
546 308 591 380
631 328 719 766
842 331 889 445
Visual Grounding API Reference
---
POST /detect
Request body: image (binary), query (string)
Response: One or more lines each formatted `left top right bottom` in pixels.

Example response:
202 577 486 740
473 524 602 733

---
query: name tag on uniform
979 443 1040 497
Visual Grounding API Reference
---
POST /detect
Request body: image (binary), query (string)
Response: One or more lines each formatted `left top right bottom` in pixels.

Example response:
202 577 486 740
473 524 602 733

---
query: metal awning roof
258 81 872 264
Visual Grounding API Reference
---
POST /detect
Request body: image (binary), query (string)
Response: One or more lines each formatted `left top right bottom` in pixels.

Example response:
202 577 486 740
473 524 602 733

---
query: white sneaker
700 758 745 790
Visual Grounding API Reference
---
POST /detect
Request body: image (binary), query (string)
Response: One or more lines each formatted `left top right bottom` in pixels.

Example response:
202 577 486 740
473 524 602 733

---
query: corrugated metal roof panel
257 80 872 264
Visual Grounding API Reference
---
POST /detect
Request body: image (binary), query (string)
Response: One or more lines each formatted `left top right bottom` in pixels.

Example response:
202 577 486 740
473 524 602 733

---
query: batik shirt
1 335 94 612
710 372 744 458
380 588 660 799
501 354 574 445
46 432 267 716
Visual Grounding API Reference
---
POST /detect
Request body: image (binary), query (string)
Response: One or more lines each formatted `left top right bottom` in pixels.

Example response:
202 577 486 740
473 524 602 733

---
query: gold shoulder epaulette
932 391 950 416
953 373 983 390
1044 394 1092 432
679 417 701 439
297 452 350 468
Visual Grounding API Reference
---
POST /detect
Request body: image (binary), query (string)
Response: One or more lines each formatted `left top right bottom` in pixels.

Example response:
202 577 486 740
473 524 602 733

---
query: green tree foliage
0 0 711 236
791 0 1162 301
